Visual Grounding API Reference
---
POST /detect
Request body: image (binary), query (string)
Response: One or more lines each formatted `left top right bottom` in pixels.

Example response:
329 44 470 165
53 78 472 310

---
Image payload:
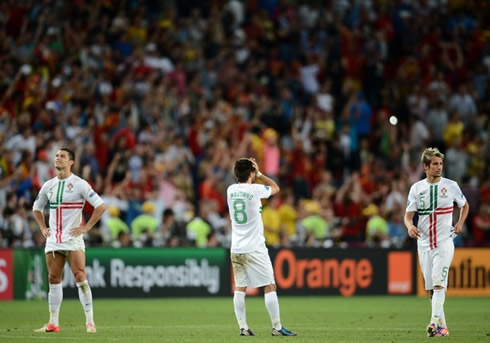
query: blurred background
0 0 489 253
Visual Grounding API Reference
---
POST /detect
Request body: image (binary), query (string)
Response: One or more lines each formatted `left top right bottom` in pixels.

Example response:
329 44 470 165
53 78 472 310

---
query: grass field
1 296 489 342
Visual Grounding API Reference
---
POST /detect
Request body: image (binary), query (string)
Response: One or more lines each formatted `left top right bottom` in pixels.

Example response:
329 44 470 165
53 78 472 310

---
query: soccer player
228 157 297 336
404 147 469 337
33 148 106 333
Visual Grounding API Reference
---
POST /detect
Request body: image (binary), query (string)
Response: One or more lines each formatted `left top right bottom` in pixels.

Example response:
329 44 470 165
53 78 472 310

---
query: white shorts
231 250 275 288
45 235 85 256
418 238 454 290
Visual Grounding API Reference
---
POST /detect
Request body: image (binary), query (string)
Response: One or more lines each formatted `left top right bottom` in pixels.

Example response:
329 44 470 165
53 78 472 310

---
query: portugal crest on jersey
440 187 448 198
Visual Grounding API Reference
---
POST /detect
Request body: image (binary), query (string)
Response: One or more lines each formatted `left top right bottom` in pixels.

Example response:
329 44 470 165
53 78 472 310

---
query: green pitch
1 296 489 342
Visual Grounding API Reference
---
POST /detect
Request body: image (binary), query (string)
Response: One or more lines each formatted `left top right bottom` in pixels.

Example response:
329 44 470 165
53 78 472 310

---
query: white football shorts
45 235 85 256
231 250 276 288
418 238 454 290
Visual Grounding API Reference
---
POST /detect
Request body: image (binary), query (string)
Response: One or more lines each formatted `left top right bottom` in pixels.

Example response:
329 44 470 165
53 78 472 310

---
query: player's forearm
33 210 47 230
456 202 469 227
258 174 280 195
85 204 107 230
404 212 415 229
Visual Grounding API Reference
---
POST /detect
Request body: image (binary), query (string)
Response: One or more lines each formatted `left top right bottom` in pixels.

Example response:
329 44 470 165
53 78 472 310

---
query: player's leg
67 250 96 332
263 283 281 330
432 240 454 337
231 253 255 336
418 249 438 337
263 284 295 336
247 251 296 336
34 251 66 333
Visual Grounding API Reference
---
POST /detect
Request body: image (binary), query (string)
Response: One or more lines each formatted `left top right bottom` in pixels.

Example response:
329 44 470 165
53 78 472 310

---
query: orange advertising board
388 251 413 294
417 248 490 296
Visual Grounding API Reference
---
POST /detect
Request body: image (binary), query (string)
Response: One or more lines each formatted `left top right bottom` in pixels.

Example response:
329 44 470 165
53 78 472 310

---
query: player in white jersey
404 147 469 337
228 158 296 337
32 148 106 334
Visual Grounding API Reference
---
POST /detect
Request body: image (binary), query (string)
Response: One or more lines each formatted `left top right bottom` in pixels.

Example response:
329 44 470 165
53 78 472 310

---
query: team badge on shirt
66 183 74 193
440 187 448 198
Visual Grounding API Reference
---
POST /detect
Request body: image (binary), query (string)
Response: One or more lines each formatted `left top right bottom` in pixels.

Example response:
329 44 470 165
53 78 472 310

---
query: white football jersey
227 183 272 254
33 174 104 244
406 177 466 252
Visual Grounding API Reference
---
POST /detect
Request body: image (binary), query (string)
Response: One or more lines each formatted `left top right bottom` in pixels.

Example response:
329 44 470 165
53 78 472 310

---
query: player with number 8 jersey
228 182 271 254
227 158 296 337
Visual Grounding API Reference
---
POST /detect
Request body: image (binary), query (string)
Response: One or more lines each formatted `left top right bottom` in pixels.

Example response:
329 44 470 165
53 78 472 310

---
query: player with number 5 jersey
227 158 296 337
404 147 469 338
406 177 466 252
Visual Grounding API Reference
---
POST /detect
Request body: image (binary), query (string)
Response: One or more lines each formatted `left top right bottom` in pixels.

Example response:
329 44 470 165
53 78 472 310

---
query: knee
264 284 276 293
73 270 86 283
48 274 62 284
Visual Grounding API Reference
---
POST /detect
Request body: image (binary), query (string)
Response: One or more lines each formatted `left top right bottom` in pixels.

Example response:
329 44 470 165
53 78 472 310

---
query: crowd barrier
1 247 489 300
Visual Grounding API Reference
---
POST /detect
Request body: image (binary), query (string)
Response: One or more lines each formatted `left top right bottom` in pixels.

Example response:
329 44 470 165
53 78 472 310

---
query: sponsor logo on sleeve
265 186 270 190
89 191 96 198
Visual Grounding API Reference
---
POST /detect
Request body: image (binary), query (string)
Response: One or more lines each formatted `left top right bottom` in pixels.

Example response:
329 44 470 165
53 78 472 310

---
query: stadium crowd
0 0 489 250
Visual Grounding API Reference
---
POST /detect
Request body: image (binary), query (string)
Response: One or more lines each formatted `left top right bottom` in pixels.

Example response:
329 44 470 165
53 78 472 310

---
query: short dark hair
60 147 75 161
163 208 175 218
233 158 255 182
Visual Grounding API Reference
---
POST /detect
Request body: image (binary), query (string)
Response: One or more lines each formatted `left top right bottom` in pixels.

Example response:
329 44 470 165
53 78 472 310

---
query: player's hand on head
248 157 259 171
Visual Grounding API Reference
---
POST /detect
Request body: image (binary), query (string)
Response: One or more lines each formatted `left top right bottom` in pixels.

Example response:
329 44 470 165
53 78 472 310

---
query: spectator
186 209 212 248
386 208 408 249
472 203 490 245
449 83 477 127
0 1 488 249
262 196 281 248
278 191 298 244
102 206 130 244
363 204 390 248
112 231 133 248
426 99 449 150
130 201 158 245
300 200 328 248
444 139 468 184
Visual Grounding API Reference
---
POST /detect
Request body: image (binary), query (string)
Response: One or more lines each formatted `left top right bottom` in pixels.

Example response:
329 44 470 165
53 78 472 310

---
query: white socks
48 283 63 326
76 280 94 325
431 288 445 325
234 290 283 331
233 291 248 330
265 291 282 330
